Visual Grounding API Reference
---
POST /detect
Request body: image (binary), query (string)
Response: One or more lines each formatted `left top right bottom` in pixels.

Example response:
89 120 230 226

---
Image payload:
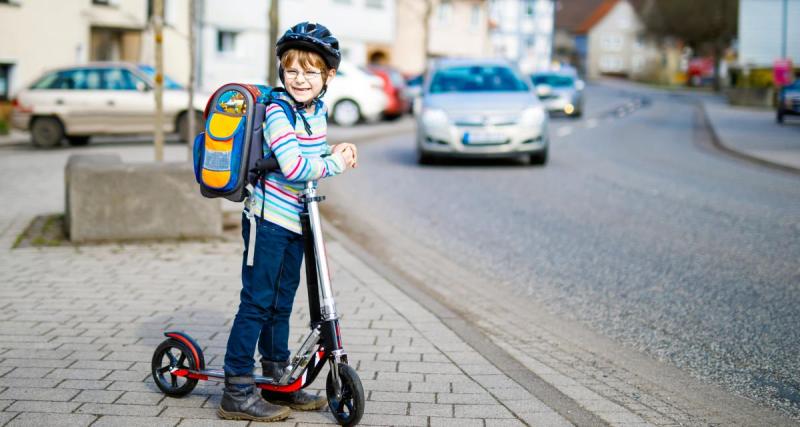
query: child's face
283 58 334 104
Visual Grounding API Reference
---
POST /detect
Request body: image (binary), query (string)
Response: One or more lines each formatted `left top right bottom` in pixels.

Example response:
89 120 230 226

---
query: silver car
416 59 549 165
531 71 585 117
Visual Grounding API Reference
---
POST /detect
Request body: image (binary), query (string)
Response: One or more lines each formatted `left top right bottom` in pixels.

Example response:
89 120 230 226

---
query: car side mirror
136 81 151 92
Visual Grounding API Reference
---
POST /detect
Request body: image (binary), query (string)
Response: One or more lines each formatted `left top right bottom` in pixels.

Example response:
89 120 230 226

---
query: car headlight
520 106 546 127
421 108 449 128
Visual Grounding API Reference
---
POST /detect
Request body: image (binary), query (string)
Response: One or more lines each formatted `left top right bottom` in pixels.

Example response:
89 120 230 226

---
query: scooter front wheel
151 338 199 397
326 363 364 426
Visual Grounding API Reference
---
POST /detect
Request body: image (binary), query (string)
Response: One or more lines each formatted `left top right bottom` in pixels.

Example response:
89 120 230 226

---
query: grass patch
13 214 70 249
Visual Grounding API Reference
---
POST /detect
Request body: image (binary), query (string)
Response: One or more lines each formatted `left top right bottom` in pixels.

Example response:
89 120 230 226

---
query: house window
438 0 452 23
217 31 238 54
601 34 623 52
365 0 383 8
93 0 111 5
0 64 12 100
599 56 623 72
471 4 481 29
525 0 535 16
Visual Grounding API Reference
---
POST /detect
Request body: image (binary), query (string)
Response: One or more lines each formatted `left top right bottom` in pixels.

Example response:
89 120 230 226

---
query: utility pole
187 0 197 156
153 0 165 162
781 0 788 59
268 0 279 85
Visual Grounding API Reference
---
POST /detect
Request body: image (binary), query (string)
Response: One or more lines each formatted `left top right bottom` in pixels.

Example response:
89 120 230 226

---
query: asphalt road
321 83 800 419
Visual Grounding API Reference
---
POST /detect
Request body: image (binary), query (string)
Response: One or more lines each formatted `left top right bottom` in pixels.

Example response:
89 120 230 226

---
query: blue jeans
224 214 305 377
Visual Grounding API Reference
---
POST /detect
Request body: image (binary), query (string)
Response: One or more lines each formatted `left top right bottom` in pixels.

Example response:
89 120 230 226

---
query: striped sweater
248 94 346 234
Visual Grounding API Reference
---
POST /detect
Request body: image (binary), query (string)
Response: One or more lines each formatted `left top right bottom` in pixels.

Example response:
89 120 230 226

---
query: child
218 22 357 422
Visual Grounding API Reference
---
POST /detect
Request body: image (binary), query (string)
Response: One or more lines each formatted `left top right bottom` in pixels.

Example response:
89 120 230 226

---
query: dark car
777 80 800 124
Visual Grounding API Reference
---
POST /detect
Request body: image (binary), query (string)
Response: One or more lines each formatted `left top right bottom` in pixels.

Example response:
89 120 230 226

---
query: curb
695 101 800 175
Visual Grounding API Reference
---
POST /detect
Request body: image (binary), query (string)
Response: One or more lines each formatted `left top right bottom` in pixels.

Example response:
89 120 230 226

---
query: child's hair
281 49 330 83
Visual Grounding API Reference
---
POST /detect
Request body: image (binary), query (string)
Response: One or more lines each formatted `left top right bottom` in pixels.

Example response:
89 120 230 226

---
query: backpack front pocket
200 112 245 191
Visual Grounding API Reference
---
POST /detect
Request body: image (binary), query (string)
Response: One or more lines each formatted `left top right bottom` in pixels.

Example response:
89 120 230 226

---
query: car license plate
463 131 505 145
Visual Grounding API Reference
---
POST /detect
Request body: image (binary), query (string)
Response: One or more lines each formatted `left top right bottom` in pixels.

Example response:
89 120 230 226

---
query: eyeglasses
284 69 322 81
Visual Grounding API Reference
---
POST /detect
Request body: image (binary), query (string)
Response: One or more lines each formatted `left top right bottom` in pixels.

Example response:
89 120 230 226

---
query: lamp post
153 0 164 162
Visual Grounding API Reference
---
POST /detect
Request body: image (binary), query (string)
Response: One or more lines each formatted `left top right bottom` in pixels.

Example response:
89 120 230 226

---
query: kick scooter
151 175 365 426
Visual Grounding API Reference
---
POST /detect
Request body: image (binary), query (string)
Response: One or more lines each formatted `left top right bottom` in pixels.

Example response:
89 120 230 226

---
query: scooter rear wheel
326 363 364 426
151 338 199 397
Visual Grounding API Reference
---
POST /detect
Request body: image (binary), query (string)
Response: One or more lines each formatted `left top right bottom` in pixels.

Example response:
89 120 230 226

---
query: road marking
556 126 573 137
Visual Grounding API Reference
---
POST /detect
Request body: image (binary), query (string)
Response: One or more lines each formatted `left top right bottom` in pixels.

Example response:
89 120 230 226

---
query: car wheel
31 117 65 148
333 99 361 127
67 136 90 147
178 111 204 143
529 148 548 166
416 149 434 165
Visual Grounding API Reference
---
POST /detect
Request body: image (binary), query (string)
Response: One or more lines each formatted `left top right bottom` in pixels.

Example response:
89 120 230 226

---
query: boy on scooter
219 22 358 422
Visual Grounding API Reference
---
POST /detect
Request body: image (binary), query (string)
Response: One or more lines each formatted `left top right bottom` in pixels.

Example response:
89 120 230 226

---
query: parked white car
11 62 206 147
323 60 387 127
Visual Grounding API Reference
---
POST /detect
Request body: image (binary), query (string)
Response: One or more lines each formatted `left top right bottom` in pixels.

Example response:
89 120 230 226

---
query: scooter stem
303 180 338 321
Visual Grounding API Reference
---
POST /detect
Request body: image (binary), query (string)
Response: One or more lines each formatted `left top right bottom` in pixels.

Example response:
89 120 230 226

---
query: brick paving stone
287 410 336 424
399 362 461 374
5 400 82 413
70 360 133 370
106 380 156 392
0 399 12 410
357 414 428 426
104 369 149 382
410 381 451 393
429 417 484 427
370 391 436 403
438 393 498 405
376 353 421 362
5 412 97 426
57 379 112 390
358 360 399 372
0 378 62 388
501 399 554 414
0 349 74 360
360 379 409 392
0 386 79 401
116 391 165 405
484 419 528 427
72 389 124 403
176 420 251 427
0 412 18 425
46 368 111 380
454 404 515 418
161 406 221 419
0 358 73 368
1 367 53 378
409 402 454 417
425 374 475 384
362 400 408 415
91 416 181 427
76 402 163 417
161 394 209 408
375 372 423 382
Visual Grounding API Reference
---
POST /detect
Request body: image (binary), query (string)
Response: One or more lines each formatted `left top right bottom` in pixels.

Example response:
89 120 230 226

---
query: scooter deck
172 368 282 385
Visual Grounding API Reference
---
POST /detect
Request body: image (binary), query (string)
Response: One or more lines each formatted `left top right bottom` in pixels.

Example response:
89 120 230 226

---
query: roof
573 0 648 34
575 0 619 34
555 0 607 32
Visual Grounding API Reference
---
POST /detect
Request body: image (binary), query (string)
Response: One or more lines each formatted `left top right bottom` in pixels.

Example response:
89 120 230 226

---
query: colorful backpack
192 83 295 202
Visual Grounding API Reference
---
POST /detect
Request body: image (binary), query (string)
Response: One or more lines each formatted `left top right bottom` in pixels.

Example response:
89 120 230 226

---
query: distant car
531 71 584 117
368 65 410 118
687 57 714 87
323 60 388 127
777 80 800 124
11 62 206 148
416 58 549 165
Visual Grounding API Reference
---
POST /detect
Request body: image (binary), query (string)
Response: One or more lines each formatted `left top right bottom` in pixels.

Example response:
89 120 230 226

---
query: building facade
738 0 799 67
583 0 656 79
488 0 555 73
391 0 490 76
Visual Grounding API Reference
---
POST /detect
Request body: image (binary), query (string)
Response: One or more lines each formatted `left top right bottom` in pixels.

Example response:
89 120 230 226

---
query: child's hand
333 143 358 169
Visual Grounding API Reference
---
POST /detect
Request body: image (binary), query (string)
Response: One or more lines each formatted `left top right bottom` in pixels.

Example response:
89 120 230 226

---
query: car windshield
430 65 529 94
137 65 183 89
531 74 575 87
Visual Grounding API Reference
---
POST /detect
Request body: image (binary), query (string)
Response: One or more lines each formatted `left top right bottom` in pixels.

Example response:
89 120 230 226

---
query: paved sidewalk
0 228 572 426
700 97 800 172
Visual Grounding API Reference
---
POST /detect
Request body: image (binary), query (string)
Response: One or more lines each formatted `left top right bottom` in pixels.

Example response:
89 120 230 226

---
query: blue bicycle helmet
276 22 341 70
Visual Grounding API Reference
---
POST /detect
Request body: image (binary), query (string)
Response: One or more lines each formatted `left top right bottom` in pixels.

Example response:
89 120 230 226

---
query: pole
187 0 196 155
153 0 165 162
781 0 788 59
268 0 279 85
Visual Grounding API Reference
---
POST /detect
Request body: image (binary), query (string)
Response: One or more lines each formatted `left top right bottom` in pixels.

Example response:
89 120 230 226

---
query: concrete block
65 154 221 242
